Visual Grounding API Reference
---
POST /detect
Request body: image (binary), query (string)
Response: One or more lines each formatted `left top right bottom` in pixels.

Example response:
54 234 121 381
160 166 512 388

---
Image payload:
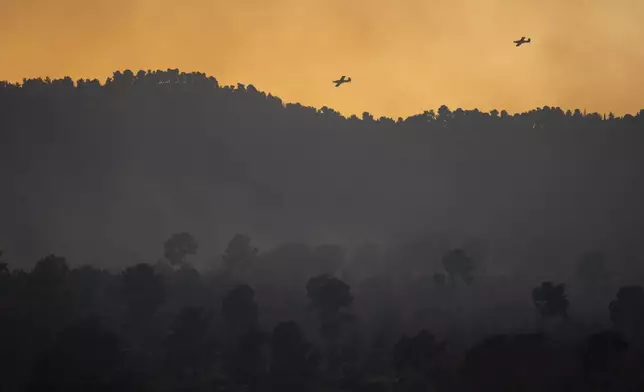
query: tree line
2 233 644 391
2 69 644 390
2 69 644 268
2 69 643 124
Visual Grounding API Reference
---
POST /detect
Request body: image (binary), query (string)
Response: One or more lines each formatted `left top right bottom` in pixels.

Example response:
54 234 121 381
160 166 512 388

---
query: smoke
1 0 642 116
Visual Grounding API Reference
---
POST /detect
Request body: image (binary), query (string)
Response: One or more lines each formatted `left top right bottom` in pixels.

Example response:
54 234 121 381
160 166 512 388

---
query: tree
579 331 629 391
163 232 198 267
393 330 449 392
223 328 267 389
168 265 202 307
609 286 644 346
31 254 70 289
437 105 451 122
153 258 175 276
307 274 353 318
121 263 165 319
0 250 9 297
165 307 217 377
306 274 355 381
222 284 258 337
0 250 7 276
306 274 353 342
532 281 569 320
269 321 318 391
362 112 374 122
219 283 266 388
222 234 258 276
27 255 73 326
442 249 474 286
462 238 487 272
29 317 127 392
462 333 551 391
357 276 401 354
69 265 111 313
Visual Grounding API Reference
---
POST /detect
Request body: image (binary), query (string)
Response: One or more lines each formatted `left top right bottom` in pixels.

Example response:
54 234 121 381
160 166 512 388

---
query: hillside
1 69 644 273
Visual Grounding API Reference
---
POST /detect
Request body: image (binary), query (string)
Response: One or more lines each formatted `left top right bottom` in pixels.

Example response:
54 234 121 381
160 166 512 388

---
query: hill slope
1 69 643 272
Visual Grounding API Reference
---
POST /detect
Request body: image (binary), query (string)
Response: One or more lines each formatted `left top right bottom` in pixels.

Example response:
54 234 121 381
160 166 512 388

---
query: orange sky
1 0 643 118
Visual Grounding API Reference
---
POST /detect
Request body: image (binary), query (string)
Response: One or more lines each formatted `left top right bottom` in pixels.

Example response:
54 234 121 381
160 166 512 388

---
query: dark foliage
269 321 319 391
393 330 450 391
532 281 570 320
222 283 259 337
1 69 644 391
609 286 644 346
164 232 198 267
28 317 129 392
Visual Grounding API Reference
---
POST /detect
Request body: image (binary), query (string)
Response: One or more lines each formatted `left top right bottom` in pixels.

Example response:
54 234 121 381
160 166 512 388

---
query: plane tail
347 77 352 82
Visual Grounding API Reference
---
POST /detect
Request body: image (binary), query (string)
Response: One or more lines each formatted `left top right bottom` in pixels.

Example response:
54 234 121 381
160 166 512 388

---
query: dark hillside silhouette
2 236 644 391
1 69 644 391
1 69 644 275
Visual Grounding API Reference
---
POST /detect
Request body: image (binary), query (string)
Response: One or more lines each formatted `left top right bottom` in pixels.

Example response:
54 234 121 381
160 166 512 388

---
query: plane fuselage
333 76 352 87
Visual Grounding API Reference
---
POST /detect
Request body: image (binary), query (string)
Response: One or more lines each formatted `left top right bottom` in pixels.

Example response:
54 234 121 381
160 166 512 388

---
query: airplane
333 75 352 87
513 36 531 47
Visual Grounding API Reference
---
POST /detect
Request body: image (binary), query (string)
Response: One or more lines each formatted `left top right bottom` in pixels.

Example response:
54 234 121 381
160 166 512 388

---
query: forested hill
1 69 644 271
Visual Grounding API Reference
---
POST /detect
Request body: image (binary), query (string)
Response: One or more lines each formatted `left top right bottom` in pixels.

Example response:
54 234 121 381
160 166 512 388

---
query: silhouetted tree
437 105 451 125
578 331 629 391
532 281 569 320
153 259 175 277
222 284 258 338
69 265 111 315
393 329 449 391
307 274 354 377
223 328 267 390
29 317 128 392
442 249 474 286
0 250 11 296
167 264 203 308
121 263 165 319
0 250 7 273
25 255 74 336
30 254 69 291
222 234 258 276
269 321 318 391
462 333 553 391
165 307 218 378
609 286 644 346
163 232 198 267
307 275 353 324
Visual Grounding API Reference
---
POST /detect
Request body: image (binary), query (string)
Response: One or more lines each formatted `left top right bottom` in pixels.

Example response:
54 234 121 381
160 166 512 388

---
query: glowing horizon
2 0 643 118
